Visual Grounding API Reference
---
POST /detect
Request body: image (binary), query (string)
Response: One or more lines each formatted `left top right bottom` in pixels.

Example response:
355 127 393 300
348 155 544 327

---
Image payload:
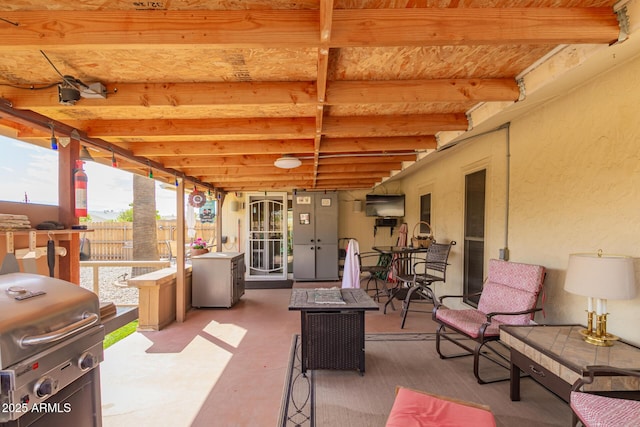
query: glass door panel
463 169 486 307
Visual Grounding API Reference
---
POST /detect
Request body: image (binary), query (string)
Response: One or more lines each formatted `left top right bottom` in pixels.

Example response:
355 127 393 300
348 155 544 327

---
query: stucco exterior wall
393 52 640 345
507 52 640 345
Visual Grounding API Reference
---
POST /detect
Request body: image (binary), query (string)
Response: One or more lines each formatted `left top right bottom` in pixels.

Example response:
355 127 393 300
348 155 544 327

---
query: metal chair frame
399 241 456 328
360 251 392 302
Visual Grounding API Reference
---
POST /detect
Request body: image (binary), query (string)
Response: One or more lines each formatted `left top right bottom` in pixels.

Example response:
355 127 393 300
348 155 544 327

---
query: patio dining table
372 246 431 313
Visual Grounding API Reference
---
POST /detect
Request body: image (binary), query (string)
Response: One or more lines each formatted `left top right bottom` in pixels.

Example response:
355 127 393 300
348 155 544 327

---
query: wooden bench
127 266 192 331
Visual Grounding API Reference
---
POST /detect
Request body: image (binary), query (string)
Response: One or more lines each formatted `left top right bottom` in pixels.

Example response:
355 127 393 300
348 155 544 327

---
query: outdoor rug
278 333 571 427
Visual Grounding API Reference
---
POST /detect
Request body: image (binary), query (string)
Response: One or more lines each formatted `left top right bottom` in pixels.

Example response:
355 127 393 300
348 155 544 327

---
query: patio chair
382 254 415 313
570 365 640 427
398 241 456 329
432 258 545 384
360 250 393 302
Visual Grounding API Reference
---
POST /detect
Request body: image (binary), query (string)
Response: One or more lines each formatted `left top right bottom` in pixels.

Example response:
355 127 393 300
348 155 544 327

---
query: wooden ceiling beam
0 10 319 49
322 114 467 137
316 171 388 180
0 8 618 50
122 136 431 156
321 136 437 152
183 166 314 176
122 139 315 156
331 8 620 47
154 154 289 168
220 183 316 191
314 0 335 188
43 114 450 144
205 174 314 183
0 82 318 109
310 178 378 187
156 155 410 169
1 79 517 109
317 163 402 173
326 79 519 104
62 117 316 139
318 154 416 164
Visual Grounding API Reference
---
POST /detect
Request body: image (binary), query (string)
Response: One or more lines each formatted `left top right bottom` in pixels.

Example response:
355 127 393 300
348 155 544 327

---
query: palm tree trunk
132 174 159 276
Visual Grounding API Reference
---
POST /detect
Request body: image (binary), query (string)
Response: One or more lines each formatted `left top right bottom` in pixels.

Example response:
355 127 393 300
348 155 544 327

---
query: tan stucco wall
388 51 640 345
507 52 640 344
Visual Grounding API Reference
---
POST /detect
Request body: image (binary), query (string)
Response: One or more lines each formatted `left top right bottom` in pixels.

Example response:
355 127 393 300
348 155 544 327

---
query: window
0 136 58 205
463 169 486 306
419 193 431 232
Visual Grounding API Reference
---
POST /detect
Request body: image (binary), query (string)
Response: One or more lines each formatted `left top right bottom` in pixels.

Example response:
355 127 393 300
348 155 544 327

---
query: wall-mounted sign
296 196 312 205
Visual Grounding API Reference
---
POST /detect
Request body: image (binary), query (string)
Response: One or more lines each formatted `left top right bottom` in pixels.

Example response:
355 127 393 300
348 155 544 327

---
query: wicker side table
289 288 379 374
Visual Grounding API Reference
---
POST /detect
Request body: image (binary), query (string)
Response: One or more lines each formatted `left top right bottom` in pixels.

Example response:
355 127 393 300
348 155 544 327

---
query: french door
246 192 287 280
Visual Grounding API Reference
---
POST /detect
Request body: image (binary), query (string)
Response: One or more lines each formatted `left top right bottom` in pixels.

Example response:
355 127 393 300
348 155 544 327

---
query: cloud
1 136 177 215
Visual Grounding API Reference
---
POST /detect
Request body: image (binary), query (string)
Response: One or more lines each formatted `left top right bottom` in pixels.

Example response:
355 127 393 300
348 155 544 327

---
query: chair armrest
433 292 481 311
359 252 390 265
438 292 481 303
485 307 541 322
413 260 448 269
572 366 640 391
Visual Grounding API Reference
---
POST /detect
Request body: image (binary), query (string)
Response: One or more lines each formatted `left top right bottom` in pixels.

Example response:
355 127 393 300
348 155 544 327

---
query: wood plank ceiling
0 1 622 193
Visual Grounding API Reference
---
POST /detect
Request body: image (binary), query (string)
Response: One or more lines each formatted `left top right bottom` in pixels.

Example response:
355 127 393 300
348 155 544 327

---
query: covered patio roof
0 0 629 194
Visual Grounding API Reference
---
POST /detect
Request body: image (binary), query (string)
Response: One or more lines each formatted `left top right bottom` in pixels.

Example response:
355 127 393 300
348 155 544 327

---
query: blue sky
0 136 178 216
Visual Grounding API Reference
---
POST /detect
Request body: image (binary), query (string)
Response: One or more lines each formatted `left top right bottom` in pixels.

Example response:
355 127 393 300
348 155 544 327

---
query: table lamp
564 250 636 346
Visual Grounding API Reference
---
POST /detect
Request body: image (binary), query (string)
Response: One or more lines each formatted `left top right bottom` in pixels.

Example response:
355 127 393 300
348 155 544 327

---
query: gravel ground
80 266 139 306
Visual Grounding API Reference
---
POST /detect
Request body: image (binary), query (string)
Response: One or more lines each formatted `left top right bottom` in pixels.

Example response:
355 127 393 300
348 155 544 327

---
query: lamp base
578 329 619 347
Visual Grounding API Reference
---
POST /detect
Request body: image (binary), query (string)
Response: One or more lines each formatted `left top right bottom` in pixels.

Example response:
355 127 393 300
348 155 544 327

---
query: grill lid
0 273 100 369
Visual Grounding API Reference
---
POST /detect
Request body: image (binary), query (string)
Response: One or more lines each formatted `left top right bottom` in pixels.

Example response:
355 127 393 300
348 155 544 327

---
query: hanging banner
199 200 216 223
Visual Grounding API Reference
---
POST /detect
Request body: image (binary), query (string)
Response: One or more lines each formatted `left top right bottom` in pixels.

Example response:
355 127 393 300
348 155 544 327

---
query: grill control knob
78 352 96 371
34 377 54 398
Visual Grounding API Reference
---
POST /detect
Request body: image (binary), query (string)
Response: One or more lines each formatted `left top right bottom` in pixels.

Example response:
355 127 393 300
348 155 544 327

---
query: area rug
278 333 571 427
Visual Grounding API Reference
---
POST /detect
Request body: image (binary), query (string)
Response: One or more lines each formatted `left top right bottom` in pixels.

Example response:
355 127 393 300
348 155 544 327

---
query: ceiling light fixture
274 155 302 169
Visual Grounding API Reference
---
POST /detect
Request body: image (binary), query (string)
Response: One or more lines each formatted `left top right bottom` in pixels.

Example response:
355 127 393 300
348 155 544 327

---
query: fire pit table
288 288 379 374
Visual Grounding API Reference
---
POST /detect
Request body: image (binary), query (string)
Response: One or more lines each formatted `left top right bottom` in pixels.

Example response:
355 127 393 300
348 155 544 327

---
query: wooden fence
83 220 216 260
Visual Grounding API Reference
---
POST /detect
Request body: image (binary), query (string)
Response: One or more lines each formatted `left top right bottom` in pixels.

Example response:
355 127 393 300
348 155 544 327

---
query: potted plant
190 238 209 256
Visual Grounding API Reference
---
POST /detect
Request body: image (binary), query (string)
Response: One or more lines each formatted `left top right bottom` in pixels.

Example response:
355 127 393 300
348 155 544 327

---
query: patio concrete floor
99 282 436 427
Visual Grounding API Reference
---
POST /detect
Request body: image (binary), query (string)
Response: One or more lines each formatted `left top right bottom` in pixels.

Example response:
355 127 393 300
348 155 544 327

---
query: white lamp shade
564 253 637 300
274 156 301 169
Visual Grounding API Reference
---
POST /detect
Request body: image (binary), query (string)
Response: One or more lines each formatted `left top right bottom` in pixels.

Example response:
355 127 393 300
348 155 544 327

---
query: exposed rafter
0 2 624 192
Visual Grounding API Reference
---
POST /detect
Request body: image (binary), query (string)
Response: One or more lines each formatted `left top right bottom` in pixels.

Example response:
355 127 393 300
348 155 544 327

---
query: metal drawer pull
529 365 546 377
20 312 99 347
